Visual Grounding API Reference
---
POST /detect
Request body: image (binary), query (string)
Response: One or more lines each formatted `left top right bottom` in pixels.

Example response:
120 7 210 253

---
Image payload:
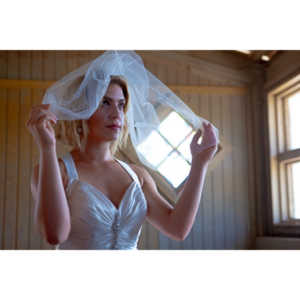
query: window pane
288 93 300 149
137 130 173 168
159 112 192 147
157 152 190 188
291 161 300 218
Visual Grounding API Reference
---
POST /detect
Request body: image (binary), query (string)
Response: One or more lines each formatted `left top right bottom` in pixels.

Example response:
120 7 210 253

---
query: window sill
273 223 300 237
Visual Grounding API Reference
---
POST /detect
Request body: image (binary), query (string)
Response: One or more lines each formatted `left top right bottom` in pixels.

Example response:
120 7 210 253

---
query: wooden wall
0 50 258 250
142 53 255 249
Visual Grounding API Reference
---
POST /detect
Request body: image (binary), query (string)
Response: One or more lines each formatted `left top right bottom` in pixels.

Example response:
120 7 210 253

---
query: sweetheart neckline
75 179 136 211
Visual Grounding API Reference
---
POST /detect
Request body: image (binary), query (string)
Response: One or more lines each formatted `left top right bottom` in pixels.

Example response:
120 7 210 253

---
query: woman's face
87 83 126 142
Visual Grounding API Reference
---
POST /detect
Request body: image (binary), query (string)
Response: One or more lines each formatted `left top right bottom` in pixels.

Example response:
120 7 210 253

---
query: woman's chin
88 133 119 144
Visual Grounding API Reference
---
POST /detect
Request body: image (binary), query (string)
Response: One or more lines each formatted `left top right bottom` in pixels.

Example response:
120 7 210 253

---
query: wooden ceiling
235 50 280 62
156 50 281 67
181 50 281 63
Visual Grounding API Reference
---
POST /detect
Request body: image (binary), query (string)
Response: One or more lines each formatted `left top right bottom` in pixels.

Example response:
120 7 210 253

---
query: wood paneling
211 95 225 249
4 88 19 249
159 93 252 249
0 88 7 249
222 95 236 249
17 51 32 249
0 50 256 250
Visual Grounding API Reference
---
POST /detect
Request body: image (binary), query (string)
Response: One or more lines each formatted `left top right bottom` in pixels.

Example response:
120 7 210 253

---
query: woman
27 52 218 250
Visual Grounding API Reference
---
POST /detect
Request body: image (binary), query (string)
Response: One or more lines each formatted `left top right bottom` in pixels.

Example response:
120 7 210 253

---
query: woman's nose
110 102 122 118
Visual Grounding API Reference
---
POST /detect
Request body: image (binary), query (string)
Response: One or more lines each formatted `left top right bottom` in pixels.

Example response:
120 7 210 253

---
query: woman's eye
103 100 109 105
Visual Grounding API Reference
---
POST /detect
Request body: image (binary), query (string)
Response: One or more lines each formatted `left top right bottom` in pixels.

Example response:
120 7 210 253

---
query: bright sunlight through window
137 112 195 188
291 161 300 218
288 93 300 150
288 92 300 218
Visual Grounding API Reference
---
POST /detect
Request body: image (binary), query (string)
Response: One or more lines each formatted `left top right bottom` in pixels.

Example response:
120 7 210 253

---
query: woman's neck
72 138 114 166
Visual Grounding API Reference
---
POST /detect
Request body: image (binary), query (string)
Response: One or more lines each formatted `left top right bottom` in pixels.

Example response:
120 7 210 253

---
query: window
268 74 300 230
137 111 196 191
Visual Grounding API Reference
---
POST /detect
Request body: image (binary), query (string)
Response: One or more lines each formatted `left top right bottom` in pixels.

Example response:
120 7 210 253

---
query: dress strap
115 159 141 186
61 152 79 182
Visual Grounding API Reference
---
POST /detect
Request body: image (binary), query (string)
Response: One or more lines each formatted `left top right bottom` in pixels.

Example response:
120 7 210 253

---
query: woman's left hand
190 122 218 165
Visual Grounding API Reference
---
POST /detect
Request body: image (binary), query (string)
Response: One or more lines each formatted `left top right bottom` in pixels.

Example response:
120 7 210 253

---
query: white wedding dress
57 153 147 250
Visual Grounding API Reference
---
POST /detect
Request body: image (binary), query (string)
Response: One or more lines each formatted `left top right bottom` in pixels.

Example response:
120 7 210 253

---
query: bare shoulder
128 163 145 186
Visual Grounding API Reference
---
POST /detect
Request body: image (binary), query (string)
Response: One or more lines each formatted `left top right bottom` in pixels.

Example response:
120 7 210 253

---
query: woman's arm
139 122 218 241
31 149 71 245
28 104 71 245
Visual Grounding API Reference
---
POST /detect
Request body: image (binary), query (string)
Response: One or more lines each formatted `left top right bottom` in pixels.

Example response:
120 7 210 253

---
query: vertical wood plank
0 51 7 78
199 94 214 249
231 95 242 249
252 83 265 235
43 51 56 81
77 53 90 72
245 91 256 246
66 53 79 73
7 51 19 79
4 88 19 249
232 95 248 248
55 52 68 79
211 95 225 249
236 95 250 248
3 51 19 249
16 51 32 249
222 95 236 249
0 88 7 249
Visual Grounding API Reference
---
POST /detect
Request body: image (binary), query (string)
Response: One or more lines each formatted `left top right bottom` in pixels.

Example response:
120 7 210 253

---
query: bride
26 51 219 250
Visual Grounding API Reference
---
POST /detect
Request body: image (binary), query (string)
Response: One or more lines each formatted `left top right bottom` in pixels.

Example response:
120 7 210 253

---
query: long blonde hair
54 75 130 155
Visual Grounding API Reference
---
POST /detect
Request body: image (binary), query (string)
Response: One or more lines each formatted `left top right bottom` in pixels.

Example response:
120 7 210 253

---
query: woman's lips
106 125 121 130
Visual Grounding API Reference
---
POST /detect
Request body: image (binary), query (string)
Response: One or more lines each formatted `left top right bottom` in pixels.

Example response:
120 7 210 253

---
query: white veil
42 50 220 168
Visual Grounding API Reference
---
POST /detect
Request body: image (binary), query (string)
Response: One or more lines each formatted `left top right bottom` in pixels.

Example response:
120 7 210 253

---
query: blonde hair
54 76 130 155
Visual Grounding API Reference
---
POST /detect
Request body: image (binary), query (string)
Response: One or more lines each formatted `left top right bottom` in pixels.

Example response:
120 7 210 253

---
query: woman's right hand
26 104 58 150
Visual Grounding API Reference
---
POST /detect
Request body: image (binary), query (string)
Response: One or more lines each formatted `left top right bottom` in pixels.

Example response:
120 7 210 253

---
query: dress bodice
57 153 147 250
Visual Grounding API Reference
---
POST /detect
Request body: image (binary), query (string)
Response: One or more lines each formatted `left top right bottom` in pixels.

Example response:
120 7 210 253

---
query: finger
31 105 55 116
35 116 56 131
200 122 208 133
30 114 57 131
203 122 214 135
203 122 211 129
191 129 202 146
30 109 57 124
37 114 56 125
30 104 55 119
30 104 50 116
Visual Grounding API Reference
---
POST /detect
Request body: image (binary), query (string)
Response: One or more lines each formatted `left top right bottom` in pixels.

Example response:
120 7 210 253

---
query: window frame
138 109 195 194
268 73 300 234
